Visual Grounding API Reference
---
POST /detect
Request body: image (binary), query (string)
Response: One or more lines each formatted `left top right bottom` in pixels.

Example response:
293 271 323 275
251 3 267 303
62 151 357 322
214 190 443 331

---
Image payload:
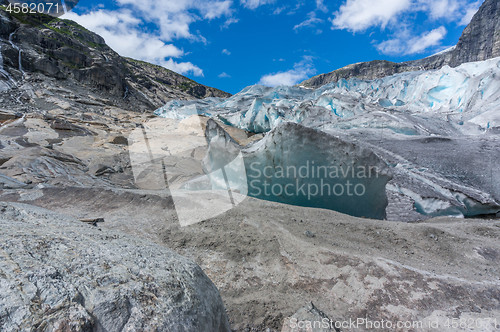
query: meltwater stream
0 42 16 91
8 30 25 77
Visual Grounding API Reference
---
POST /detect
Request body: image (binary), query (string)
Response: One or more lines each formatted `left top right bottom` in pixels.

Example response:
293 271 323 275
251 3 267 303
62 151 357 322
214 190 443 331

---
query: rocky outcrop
300 55 451 88
0 202 230 331
450 0 500 66
0 9 230 111
301 0 499 88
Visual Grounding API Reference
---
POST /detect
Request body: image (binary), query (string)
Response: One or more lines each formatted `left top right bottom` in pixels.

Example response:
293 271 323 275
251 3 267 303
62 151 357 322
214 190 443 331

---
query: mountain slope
0 8 230 111
450 0 500 66
301 0 499 88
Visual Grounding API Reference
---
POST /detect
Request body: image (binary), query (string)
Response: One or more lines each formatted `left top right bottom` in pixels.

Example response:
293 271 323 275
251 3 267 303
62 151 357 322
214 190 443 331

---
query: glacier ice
157 57 500 135
202 120 391 220
156 58 500 221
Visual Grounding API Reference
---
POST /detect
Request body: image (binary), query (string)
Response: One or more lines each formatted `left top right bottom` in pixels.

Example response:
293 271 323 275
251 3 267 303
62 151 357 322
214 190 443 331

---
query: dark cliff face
0 9 230 111
301 0 499 88
450 0 500 66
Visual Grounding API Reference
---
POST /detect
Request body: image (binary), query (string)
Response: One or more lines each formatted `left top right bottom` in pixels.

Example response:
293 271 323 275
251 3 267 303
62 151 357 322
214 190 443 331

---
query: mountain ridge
0 7 230 111
301 0 499 88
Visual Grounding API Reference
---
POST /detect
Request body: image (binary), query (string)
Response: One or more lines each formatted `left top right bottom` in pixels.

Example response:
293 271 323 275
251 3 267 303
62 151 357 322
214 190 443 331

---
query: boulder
0 202 230 331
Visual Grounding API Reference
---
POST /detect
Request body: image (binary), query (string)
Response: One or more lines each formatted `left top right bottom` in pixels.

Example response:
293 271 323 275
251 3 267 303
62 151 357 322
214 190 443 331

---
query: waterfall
9 30 25 77
0 42 5 72
0 42 16 91
123 85 129 99
61 0 68 14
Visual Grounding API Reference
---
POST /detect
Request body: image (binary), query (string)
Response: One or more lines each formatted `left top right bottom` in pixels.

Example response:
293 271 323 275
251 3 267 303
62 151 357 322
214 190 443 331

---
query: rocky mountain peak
301 0 500 88
450 0 500 66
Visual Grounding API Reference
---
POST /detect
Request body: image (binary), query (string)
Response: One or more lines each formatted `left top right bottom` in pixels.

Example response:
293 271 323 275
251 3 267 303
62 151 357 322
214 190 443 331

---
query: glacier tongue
157 57 500 135
202 120 392 219
244 123 391 219
156 58 500 221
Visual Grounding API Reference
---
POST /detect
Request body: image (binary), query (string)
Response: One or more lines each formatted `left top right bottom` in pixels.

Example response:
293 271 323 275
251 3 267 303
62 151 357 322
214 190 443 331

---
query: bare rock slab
0 202 230 331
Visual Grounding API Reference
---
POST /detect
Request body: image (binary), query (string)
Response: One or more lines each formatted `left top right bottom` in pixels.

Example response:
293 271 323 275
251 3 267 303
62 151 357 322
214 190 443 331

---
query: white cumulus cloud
459 0 482 25
376 26 448 55
331 0 481 55
222 17 239 29
63 0 237 76
332 0 481 32
162 59 204 76
417 0 482 23
240 0 275 10
331 0 411 32
64 10 203 76
113 0 232 41
259 57 316 87
294 12 324 31
316 0 328 12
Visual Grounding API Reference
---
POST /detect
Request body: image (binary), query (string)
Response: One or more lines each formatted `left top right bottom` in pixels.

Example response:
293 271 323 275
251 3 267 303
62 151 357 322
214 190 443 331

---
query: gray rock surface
301 0 500 88
0 202 230 331
0 2 499 331
2 95 500 331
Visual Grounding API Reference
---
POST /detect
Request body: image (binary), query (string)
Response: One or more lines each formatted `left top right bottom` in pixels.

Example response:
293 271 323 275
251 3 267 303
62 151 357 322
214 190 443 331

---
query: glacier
156 58 500 221
157 57 500 135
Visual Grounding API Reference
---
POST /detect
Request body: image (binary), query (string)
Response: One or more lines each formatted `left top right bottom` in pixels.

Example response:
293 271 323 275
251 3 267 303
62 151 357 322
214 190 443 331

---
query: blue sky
64 0 483 94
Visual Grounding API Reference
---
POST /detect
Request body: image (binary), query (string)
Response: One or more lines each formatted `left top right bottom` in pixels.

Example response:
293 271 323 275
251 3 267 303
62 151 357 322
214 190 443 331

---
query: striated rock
0 202 231 331
157 197 500 331
0 172 27 189
48 117 92 135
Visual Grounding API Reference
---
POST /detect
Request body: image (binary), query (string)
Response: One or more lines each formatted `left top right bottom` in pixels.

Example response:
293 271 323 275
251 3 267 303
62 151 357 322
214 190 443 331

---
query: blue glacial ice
157 57 500 135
